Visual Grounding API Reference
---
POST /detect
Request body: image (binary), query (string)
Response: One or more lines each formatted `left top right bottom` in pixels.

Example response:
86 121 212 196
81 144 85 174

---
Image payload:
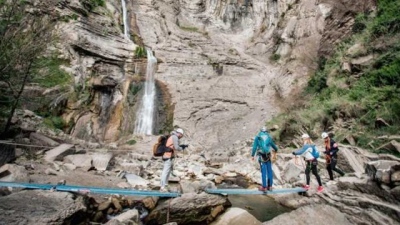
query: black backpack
152 135 171 157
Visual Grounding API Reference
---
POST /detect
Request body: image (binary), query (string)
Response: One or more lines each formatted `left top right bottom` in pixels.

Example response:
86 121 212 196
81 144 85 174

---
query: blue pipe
205 187 307 195
0 181 307 197
0 181 180 197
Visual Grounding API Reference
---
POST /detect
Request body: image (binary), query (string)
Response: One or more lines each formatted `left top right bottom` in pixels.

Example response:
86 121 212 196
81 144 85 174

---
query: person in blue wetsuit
292 134 324 192
251 127 278 191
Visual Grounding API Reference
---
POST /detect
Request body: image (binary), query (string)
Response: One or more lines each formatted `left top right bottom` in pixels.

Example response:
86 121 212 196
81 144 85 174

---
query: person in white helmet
292 134 324 192
160 128 187 192
292 134 323 192
322 132 345 180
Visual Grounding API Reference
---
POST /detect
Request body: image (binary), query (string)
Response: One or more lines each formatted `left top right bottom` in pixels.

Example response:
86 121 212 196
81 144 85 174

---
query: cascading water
121 0 129 39
134 49 157 135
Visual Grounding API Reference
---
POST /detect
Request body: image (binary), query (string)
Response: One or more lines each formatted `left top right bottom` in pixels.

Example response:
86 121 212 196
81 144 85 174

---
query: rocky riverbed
0 123 399 225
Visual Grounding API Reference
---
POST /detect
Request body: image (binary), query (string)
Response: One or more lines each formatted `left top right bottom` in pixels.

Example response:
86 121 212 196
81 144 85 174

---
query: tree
0 0 56 137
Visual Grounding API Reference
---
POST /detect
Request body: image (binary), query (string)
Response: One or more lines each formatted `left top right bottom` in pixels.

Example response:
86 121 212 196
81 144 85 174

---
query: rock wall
35 0 375 147
130 0 376 150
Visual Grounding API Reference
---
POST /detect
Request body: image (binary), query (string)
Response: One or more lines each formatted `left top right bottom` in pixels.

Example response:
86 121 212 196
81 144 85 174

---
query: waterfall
121 0 129 39
134 49 157 135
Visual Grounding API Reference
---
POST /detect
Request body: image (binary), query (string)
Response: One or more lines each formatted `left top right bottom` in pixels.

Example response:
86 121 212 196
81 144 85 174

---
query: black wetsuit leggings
326 157 345 180
305 160 322 186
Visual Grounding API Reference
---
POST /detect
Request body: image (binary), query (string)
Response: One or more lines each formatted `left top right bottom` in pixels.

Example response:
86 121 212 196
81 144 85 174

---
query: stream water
228 194 291 222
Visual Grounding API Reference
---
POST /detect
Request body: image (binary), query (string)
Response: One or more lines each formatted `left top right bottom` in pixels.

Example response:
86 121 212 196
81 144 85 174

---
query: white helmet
321 132 329 139
261 126 267 132
301 133 310 139
176 128 184 135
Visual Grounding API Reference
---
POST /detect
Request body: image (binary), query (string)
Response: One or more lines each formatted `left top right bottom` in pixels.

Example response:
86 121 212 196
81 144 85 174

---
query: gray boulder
262 204 351 225
146 192 231 225
210 207 261 225
0 190 86 224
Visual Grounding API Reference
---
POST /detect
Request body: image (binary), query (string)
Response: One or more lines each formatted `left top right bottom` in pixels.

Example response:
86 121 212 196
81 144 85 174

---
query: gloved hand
180 144 189 150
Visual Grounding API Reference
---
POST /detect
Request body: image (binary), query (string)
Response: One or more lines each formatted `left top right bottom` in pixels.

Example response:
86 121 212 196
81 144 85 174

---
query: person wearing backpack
251 127 278 191
292 134 323 192
322 132 345 180
160 128 187 192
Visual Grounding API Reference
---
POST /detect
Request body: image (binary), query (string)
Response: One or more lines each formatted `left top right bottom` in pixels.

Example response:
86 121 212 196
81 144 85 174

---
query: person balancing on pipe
292 134 324 192
160 128 188 192
251 126 278 192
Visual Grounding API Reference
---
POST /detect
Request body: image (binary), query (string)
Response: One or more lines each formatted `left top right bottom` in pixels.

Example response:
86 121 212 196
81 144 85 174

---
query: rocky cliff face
129 0 375 149
44 0 374 148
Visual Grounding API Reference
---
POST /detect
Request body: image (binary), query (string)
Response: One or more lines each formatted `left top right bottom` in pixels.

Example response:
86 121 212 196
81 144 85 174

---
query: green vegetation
134 46 146 58
269 53 281 62
0 0 57 136
179 26 199 33
129 84 141 96
81 0 105 12
268 0 400 153
60 14 79 23
32 58 71 88
126 139 137 145
43 116 66 130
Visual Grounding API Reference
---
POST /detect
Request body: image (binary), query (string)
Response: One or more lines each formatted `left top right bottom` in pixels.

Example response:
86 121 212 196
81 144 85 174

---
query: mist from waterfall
134 49 157 135
121 0 129 39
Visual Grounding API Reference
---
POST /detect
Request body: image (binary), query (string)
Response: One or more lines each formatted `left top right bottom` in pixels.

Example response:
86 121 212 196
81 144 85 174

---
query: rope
325 155 331 164
294 156 302 167
271 151 277 163
167 198 171 223
0 141 141 152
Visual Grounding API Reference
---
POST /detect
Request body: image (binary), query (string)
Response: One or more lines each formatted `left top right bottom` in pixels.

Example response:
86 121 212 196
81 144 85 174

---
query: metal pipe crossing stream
0 181 307 197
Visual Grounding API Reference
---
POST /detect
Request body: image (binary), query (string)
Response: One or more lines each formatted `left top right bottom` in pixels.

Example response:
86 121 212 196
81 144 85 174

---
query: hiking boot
258 186 267 192
267 186 273 191
303 185 310 191
317 186 324 193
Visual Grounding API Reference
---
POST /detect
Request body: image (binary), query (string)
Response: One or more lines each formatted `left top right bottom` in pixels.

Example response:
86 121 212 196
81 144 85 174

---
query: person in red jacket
322 132 345 180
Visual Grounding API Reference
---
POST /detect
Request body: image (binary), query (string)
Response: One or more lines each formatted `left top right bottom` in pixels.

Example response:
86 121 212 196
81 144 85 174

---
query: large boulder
63 154 92 171
106 209 140 225
0 190 86 224
29 132 59 147
262 204 351 225
282 161 302 183
180 179 216 194
0 144 15 167
145 192 231 225
337 177 397 204
44 144 75 162
365 160 400 185
210 207 261 225
0 164 29 183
